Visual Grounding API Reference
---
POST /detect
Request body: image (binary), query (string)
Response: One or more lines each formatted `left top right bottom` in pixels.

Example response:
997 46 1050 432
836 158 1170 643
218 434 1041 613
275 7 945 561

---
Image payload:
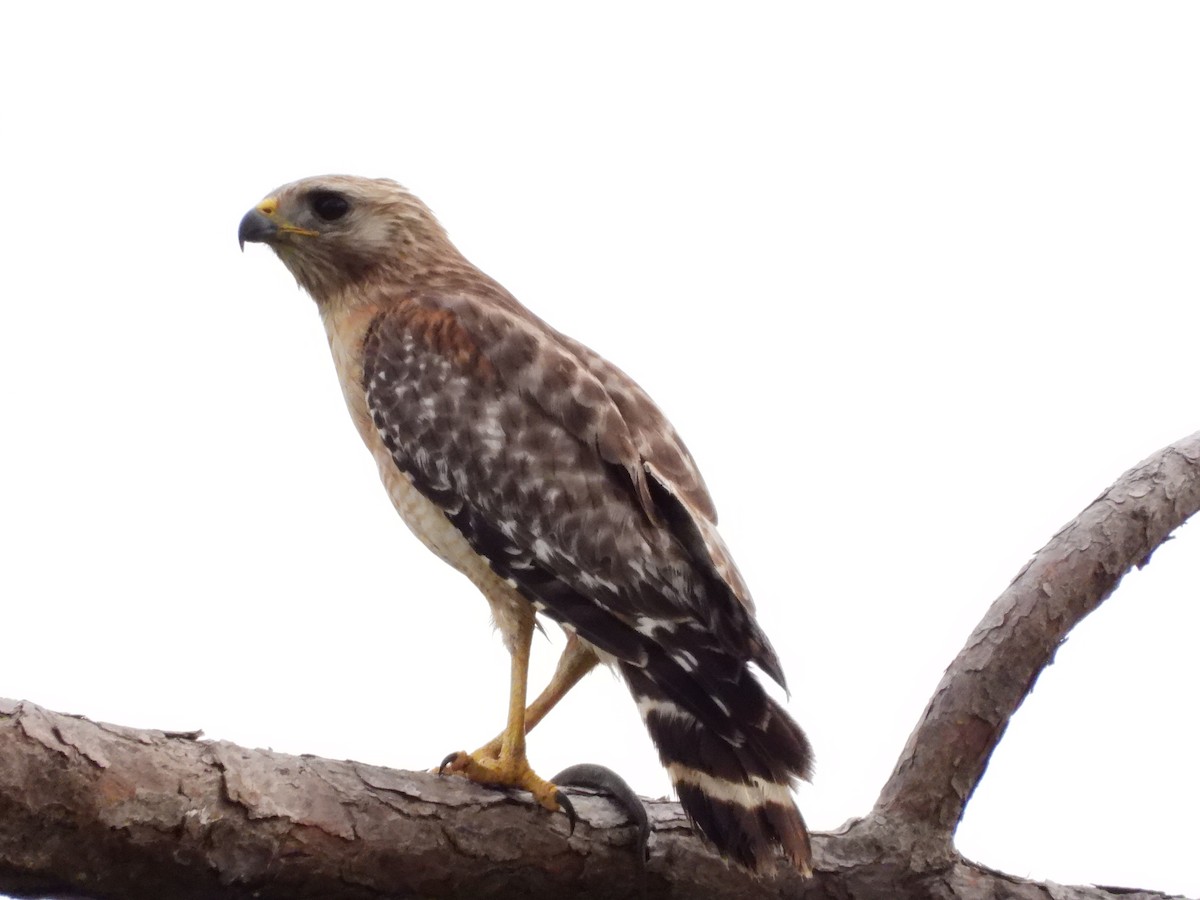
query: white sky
2 3 1197 896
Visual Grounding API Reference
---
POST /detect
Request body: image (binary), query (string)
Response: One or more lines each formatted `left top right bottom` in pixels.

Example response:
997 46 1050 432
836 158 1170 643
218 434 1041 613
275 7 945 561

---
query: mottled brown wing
426 287 758 618
551 330 756 612
361 292 778 673
549 330 717 521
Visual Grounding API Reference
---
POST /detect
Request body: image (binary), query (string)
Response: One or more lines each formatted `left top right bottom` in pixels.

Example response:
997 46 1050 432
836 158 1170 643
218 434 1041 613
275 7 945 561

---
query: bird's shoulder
361 285 719 525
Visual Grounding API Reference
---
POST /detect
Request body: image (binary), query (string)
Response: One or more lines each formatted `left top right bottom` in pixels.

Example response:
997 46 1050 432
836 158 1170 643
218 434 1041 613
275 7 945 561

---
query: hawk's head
239 175 459 300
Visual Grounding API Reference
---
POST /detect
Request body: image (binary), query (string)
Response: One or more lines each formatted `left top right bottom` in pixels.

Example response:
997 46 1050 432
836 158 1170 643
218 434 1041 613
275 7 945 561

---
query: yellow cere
256 197 320 238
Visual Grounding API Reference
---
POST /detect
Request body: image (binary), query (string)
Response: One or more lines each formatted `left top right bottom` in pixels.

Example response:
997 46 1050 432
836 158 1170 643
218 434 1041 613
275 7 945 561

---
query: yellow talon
439 748 563 812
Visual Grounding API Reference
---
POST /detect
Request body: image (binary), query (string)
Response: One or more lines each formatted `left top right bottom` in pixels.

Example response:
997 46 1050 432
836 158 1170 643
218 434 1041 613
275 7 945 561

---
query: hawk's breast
323 301 502 585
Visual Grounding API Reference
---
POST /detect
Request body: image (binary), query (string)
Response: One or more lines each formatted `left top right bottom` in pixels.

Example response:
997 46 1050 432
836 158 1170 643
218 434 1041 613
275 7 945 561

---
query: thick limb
498 609 535 761
472 633 600 760
439 607 573 815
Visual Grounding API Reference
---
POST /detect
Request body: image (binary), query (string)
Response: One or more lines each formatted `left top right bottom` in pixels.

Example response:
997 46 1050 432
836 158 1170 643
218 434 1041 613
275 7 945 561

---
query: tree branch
0 699 1190 899
872 430 1200 845
3 431 1199 899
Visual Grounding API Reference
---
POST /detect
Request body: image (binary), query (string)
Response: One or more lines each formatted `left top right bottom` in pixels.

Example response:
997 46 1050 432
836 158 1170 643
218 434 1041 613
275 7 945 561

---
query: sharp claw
552 763 650 865
438 752 461 775
555 789 577 836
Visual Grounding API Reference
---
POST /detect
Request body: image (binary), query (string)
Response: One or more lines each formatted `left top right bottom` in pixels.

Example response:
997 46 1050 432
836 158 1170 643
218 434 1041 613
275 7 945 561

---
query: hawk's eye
309 191 350 222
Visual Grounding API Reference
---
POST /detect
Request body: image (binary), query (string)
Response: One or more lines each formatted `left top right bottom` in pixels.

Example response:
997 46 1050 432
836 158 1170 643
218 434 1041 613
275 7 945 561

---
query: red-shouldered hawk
239 176 813 873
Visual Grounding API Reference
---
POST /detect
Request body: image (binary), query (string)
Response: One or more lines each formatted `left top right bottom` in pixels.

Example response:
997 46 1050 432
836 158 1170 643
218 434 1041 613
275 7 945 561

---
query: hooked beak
238 208 277 250
238 197 319 251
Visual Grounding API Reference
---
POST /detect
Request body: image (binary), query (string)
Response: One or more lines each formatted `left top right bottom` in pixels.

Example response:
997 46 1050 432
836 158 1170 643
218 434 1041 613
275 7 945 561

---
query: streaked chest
321 304 493 582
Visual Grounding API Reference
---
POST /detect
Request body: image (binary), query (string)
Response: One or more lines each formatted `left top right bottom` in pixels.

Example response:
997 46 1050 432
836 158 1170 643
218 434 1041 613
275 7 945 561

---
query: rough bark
2 431 1198 900
873 430 1200 842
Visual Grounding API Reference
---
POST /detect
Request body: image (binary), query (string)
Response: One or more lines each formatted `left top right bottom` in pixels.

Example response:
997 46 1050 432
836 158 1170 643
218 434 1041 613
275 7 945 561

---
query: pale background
2 3 1197 896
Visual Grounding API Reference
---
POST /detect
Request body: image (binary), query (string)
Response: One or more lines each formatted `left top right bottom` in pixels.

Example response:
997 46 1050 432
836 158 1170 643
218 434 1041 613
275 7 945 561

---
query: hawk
238 176 813 873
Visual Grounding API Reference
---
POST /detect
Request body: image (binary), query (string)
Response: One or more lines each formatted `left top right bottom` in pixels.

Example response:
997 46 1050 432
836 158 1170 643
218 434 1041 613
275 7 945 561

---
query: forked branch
873 431 1200 844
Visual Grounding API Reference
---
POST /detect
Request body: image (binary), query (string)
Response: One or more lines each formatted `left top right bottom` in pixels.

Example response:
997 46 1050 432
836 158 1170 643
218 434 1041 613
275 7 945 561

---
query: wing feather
415 286 759 613
360 293 780 679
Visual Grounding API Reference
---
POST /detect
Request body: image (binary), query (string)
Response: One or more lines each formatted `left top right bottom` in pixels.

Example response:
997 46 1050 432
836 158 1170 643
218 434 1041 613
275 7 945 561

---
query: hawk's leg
439 608 578 815
470 633 599 761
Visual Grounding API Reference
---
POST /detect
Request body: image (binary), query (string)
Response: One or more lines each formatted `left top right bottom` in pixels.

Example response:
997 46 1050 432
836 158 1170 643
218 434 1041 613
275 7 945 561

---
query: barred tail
621 651 813 874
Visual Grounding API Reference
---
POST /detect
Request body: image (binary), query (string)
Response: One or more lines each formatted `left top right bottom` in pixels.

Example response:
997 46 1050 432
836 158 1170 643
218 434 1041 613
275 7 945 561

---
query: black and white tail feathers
620 620 813 874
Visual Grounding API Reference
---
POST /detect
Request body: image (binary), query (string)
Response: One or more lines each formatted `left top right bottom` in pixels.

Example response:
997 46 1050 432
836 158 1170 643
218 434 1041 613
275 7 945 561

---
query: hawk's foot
438 749 576 831
463 733 505 764
429 737 501 777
